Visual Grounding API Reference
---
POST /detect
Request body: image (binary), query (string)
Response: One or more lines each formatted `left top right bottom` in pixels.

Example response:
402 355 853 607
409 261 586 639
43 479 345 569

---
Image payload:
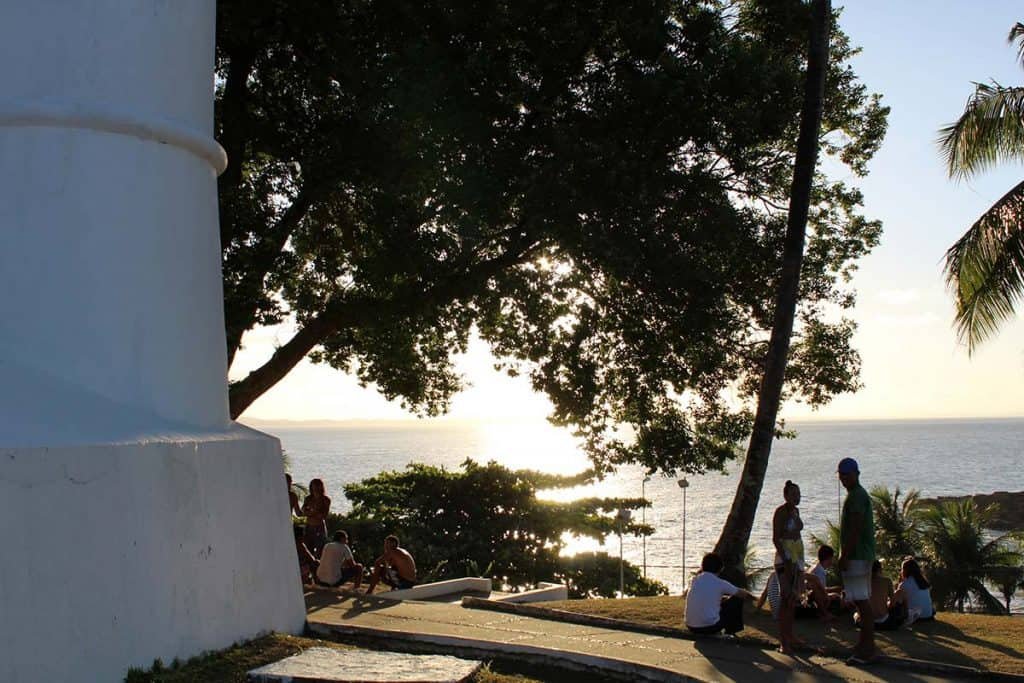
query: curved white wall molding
0 101 227 174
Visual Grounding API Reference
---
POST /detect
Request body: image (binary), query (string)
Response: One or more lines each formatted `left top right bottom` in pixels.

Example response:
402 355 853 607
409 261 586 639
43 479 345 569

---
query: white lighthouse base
0 427 305 682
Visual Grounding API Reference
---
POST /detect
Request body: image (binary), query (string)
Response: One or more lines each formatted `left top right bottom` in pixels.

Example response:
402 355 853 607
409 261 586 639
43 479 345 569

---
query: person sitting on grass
856 560 905 631
684 553 755 636
294 525 318 585
316 530 364 589
890 557 934 625
364 534 417 594
798 545 841 619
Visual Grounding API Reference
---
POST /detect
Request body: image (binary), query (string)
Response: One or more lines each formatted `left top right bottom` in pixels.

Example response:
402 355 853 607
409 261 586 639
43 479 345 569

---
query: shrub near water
329 459 667 596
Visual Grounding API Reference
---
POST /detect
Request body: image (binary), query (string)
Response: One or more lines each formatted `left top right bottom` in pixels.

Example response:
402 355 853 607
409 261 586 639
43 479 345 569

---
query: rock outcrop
919 491 1024 531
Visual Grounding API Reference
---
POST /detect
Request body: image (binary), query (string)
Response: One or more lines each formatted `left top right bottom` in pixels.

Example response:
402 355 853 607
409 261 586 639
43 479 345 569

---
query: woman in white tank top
892 558 934 622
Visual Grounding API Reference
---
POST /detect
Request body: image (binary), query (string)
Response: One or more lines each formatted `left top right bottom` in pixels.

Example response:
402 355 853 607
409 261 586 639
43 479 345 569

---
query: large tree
940 22 1024 352
217 1 886 476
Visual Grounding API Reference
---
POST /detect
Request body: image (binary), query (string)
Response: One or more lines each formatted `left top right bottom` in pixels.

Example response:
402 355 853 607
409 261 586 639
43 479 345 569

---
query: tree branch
225 178 334 366
217 48 258 248
229 237 543 418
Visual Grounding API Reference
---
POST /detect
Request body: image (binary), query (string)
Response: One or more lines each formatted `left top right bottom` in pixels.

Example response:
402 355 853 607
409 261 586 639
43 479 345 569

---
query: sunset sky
234 0 1024 424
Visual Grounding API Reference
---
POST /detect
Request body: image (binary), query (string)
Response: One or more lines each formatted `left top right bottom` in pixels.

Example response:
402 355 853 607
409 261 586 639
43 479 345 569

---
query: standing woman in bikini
772 480 805 655
302 478 331 559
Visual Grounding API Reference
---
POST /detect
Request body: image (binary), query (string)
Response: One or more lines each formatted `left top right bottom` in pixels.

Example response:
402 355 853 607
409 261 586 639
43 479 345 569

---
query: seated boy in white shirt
684 553 755 635
316 530 364 588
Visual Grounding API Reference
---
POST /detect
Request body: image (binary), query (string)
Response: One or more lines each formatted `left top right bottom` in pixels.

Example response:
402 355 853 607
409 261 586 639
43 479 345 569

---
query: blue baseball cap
837 457 859 475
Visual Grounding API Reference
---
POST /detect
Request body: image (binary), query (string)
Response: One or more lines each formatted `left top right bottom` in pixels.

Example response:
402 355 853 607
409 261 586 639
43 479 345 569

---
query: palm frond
1009 22 1024 66
870 486 922 563
943 179 1024 353
938 83 1024 179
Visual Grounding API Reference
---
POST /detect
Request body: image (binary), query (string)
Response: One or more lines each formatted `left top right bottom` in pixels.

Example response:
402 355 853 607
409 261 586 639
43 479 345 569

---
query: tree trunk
712 0 832 580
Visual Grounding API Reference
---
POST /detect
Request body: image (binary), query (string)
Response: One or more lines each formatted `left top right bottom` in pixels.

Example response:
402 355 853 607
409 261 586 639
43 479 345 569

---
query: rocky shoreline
919 491 1024 531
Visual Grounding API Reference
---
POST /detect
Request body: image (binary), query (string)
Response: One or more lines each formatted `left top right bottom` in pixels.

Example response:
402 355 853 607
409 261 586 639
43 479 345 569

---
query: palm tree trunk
712 0 832 580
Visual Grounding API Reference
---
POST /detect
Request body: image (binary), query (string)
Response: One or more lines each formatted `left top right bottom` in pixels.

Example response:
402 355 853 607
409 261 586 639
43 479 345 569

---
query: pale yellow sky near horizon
231 3 1024 425
231 295 1024 424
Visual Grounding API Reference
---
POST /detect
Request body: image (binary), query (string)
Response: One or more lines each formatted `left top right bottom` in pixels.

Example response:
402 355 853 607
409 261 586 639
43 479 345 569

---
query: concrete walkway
305 591 962 682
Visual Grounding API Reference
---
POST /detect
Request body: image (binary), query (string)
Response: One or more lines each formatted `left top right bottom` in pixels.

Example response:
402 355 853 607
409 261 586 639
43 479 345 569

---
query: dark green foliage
556 552 668 598
919 499 1023 614
869 485 923 572
336 459 657 593
218 1 887 476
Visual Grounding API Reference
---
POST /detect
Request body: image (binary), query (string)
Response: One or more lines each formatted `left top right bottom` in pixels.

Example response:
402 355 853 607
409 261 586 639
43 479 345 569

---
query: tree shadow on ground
303 586 402 619
783 612 1019 672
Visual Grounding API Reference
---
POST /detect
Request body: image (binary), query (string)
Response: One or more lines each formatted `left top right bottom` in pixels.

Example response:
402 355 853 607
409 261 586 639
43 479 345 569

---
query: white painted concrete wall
0 429 305 682
0 0 228 430
0 2 306 680
376 577 494 601
492 583 569 603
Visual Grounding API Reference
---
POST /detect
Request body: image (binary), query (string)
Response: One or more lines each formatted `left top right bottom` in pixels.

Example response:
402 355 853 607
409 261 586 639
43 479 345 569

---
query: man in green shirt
838 457 877 664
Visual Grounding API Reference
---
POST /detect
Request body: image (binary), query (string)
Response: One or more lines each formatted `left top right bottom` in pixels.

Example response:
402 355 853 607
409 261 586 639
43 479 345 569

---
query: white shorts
842 560 872 602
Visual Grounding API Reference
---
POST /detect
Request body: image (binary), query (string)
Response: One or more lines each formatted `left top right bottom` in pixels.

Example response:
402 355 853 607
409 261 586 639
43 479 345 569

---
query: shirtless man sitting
856 560 905 630
364 534 417 594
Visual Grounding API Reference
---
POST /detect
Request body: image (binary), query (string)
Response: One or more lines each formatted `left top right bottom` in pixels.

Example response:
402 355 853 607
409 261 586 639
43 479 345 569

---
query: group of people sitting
684 458 935 664
288 473 418 594
685 550 935 649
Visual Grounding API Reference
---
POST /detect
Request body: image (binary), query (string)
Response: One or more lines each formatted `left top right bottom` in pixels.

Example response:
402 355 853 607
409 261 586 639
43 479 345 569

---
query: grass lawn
123 633 557 683
541 595 1024 674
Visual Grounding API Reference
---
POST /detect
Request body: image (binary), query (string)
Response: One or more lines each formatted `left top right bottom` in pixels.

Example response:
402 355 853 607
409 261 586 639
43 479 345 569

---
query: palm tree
715 0 833 577
919 499 1023 613
870 485 922 569
992 564 1024 614
939 22 1024 352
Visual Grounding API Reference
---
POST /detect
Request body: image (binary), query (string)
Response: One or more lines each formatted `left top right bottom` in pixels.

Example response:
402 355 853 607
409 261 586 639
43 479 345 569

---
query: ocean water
257 417 1024 598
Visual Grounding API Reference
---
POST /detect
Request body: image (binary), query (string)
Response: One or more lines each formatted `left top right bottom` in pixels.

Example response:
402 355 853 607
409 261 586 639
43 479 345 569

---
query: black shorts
383 567 416 590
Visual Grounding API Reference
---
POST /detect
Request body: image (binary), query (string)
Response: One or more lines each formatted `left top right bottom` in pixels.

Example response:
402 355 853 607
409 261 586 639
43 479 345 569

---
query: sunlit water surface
260 418 1024 600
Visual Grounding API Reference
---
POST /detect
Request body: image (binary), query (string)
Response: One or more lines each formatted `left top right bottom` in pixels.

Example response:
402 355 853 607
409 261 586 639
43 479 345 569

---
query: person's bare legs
854 599 876 660
806 575 836 622
351 562 364 589
364 560 385 594
778 593 797 654
777 565 801 654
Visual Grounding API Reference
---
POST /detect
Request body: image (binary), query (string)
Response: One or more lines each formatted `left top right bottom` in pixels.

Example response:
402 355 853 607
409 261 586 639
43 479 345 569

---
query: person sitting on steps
364 534 417 594
293 525 318 585
316 530 364 589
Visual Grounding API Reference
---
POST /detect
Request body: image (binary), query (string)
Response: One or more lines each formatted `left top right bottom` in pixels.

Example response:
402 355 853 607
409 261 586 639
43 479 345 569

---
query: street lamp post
616 508 632 598
677 477 689 592
642 475 651 577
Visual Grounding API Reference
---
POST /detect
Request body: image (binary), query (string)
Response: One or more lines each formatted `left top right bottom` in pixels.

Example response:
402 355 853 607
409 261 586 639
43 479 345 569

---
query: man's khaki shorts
842 559 872 602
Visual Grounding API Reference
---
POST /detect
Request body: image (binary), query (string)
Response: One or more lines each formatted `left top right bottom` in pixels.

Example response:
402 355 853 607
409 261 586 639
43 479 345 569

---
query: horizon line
240 414 1024 428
